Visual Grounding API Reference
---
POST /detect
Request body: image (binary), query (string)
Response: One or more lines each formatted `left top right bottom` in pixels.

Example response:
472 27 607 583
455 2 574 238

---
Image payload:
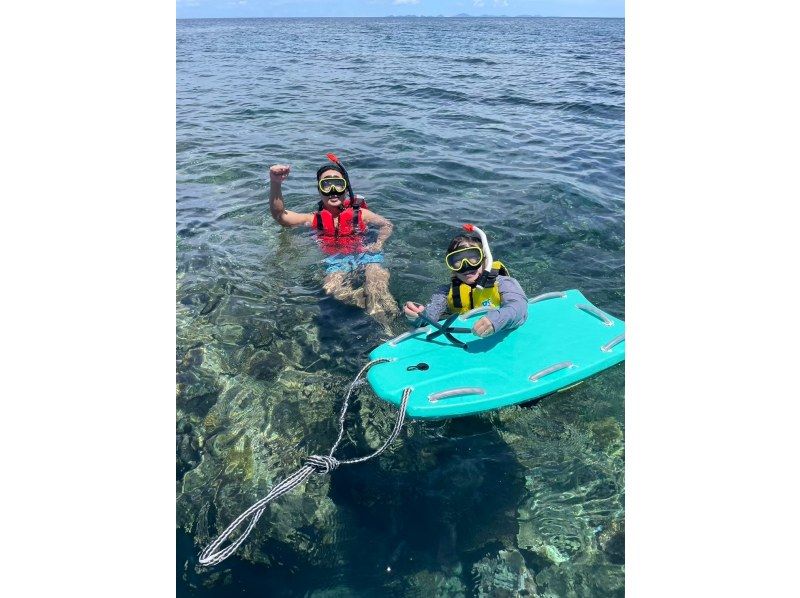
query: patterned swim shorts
323 252 385 274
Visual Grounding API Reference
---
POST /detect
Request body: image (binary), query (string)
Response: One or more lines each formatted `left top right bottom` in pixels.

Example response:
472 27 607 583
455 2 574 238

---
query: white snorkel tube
462 223 493 289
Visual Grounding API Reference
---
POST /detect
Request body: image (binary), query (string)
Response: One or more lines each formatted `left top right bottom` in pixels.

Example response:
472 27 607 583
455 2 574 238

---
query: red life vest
311 203 367 255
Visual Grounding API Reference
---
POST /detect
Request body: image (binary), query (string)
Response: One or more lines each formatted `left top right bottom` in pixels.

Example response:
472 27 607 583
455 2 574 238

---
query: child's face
455 264 484 285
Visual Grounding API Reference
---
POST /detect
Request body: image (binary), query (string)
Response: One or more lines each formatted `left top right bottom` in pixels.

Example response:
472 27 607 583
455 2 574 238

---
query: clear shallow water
177 16 624 597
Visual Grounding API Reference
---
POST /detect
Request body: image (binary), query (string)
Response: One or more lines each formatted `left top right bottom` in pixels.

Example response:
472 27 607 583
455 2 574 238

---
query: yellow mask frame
445 246 484 272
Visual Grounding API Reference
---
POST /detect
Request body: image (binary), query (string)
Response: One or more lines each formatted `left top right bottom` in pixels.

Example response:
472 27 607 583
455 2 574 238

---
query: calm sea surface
177 17 624 597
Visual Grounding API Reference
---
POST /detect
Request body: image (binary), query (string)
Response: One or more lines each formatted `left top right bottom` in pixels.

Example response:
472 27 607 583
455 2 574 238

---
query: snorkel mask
445 246 484 273
318 177 348 196
317 153 363 208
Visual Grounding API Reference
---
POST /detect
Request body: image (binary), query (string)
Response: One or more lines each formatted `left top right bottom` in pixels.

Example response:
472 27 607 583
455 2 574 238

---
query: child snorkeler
402 225 529 337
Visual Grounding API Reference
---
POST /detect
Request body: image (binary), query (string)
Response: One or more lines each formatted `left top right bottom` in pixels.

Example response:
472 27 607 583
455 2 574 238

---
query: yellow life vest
446 260 509 314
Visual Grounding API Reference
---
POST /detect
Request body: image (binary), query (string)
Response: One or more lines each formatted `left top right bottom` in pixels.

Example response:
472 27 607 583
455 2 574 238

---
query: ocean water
177 16 624 597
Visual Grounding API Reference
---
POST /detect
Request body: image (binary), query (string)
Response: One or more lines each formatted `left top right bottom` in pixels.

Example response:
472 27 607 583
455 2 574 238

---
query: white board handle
576 303 614 326
388 326 431 347
529 361 574 382
428 387 486 403
528 291 567 304
601 333 625 353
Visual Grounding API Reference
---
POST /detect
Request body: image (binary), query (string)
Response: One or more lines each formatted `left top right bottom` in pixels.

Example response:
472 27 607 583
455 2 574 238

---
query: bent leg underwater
363 263 400 320
323 271 366 309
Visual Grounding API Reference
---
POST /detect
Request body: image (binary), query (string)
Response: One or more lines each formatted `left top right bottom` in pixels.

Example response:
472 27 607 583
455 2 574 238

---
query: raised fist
269 164 291 183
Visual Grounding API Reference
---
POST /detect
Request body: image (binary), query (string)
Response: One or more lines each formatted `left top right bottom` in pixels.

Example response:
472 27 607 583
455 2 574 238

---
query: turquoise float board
367 289 625 419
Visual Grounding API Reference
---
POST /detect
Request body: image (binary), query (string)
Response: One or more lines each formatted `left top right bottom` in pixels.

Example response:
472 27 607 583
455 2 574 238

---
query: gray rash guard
419 275 529 332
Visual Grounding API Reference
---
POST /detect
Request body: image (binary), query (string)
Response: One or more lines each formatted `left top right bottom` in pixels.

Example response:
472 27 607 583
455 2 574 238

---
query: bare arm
360 209 393 252
268 164 314 228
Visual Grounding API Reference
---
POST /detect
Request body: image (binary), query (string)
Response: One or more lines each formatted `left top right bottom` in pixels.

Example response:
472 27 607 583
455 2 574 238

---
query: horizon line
176 15 625 20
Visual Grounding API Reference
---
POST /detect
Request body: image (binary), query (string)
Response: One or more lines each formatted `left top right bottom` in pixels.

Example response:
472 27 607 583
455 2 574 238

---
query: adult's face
318 168 346 210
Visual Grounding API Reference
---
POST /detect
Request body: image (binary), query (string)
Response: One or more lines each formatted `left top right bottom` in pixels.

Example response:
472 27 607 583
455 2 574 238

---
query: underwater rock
490 383 625 574
403 567 467 597
176 366 221 412
216 322 246 346
598 518 625 565
246 349 286 381
177 337 268 422
176 365 352 567
181 346 205 368
239 322 277 351
357 389 409 453
176 424 201 479
516 468 615 566
178 273 363 567
534 555 625 598
178 452 341 568
511 419 625 568
588 416 624 456
306 587 357 598
178 276 237 318
176 338 238 416
472 548 539 598
200 569 232 589
516 522 572 565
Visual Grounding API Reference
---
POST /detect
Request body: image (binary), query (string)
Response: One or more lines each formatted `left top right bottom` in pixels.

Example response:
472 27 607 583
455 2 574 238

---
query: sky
176 0 625 19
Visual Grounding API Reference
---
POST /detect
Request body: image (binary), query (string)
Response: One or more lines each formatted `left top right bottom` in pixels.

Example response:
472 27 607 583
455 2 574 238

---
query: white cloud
493 0 509 6
393 0 420 5
473 0 486 7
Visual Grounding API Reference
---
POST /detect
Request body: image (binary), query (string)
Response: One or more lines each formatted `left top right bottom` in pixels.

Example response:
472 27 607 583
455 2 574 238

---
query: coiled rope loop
198 358 409 567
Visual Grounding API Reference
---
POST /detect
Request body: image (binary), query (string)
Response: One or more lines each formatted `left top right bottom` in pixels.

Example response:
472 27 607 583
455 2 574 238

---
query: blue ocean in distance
177 16 624 597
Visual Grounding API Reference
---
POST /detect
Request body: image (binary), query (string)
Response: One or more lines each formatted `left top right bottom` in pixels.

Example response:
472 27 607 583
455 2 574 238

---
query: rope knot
305 455 339 474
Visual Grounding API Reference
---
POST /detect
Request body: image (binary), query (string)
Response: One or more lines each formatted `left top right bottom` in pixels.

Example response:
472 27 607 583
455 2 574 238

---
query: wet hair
316 163 346 180
446 234 482 254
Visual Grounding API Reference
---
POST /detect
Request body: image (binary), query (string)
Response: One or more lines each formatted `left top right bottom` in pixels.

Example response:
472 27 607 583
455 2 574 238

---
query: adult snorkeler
268 155 399 325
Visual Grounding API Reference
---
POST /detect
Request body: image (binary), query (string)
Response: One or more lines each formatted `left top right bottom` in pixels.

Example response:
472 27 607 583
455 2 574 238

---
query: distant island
384 14 548 18
179 14 622 20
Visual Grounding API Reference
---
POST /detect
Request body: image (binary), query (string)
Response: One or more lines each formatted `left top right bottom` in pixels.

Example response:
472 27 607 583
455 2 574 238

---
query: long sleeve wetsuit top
421 276 529 332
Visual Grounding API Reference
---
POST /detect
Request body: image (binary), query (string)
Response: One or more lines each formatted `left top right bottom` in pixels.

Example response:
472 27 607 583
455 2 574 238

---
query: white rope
198 358 409 567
